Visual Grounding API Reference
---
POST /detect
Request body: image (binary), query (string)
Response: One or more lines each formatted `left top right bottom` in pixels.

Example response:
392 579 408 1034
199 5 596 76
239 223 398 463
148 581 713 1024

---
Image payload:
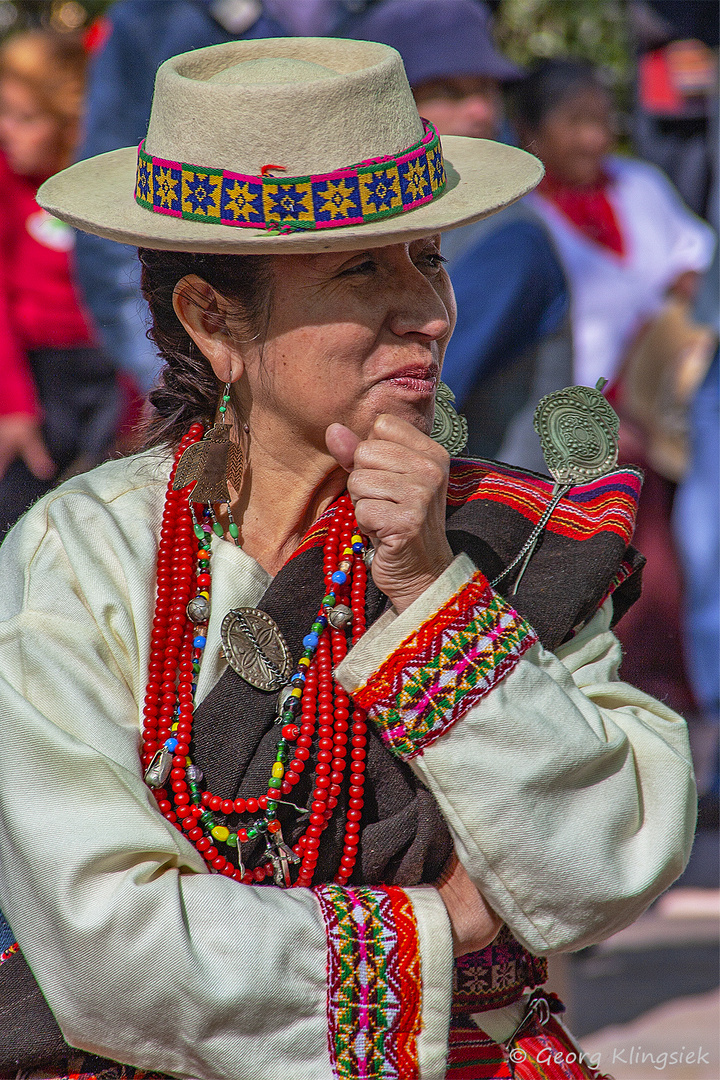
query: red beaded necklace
141 424 368 888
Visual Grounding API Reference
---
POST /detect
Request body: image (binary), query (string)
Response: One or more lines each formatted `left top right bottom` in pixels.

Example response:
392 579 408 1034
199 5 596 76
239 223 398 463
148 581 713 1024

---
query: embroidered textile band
134 120 446 233
353 571 538 760
315 883 422 1080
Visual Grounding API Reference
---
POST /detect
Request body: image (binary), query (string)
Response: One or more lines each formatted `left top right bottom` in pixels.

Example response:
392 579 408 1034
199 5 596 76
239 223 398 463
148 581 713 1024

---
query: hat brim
38 137 542 254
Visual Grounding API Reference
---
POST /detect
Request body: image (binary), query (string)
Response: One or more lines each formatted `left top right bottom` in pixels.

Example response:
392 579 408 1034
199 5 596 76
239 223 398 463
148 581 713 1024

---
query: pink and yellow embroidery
315 883 421 1080
353 572 537 759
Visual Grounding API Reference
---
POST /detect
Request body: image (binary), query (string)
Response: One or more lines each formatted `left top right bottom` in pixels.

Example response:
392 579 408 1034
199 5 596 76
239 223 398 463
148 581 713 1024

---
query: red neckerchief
538 168 625 256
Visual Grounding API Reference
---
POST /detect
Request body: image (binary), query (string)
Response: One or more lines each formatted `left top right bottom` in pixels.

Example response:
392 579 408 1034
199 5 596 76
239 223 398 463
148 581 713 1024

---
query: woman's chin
366 387 436 432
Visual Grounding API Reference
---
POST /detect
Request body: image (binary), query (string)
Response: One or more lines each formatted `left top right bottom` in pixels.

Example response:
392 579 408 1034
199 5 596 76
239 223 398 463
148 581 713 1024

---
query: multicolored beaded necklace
140 423 370 888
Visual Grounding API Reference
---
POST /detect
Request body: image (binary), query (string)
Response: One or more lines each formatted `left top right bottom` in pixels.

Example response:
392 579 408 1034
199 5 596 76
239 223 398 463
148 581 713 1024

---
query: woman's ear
172 274 243 382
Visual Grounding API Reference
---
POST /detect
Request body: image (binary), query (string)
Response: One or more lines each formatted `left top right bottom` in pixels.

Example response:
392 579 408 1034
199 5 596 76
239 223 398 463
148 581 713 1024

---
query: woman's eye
341 259 377 277
417 251 447 272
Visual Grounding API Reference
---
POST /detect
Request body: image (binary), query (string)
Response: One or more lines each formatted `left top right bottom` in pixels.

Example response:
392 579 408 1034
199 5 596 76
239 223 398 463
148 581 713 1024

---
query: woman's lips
384 364 439 397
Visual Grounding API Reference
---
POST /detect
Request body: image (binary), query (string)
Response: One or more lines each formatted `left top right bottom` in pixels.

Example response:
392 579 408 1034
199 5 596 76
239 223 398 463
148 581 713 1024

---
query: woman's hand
326 414 454 612
437 852 502 957
0 415 55 481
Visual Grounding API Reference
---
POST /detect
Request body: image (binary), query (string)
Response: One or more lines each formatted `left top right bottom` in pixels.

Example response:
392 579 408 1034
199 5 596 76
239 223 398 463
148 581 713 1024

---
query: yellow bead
271 762 285 779
298 657 310 668
343 546 353 556
211 825 229 842
351 534 362 544
200 591 210 599
171 723 178 732
290 687 302 698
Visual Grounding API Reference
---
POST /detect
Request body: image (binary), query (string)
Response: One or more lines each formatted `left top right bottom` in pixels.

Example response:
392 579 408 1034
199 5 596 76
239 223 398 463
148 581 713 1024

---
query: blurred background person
0 28 120 537
629 0 718 223
513 57 715 391
347 0 573 472
513 56 716 717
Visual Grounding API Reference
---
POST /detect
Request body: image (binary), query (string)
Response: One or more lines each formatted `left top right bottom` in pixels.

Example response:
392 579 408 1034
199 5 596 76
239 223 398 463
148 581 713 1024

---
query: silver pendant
220 607 292 692
144 746 173 788
268 827 301 887
533 379 619 486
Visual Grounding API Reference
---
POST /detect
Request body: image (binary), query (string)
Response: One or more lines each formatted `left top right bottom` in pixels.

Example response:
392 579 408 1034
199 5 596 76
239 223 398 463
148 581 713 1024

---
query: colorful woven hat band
135 119 446 234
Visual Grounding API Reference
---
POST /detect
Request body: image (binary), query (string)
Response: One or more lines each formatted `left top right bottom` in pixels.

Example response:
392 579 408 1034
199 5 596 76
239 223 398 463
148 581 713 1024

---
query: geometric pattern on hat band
135 119 446 233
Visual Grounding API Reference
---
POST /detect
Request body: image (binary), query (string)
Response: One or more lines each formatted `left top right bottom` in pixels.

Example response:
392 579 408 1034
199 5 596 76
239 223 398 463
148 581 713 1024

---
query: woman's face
234 236 455 459
0 76 64 176
528 86 615 187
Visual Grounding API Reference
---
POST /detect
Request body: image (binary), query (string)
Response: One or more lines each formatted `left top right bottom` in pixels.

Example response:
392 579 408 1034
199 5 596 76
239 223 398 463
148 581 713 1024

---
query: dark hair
511 58 610 131
139 249 273 449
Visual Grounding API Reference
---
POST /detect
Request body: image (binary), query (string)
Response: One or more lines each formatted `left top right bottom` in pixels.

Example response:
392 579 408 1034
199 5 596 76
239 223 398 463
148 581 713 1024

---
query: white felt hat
38 37 543 253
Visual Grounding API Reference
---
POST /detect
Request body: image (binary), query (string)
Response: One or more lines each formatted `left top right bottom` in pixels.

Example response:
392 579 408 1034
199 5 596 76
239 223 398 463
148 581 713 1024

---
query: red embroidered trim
353 572 538 759
315 883 421 1080
447 460 642 545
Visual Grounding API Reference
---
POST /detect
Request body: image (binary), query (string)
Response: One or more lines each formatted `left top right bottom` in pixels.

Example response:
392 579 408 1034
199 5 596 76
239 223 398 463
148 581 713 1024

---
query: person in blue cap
347 0 572 471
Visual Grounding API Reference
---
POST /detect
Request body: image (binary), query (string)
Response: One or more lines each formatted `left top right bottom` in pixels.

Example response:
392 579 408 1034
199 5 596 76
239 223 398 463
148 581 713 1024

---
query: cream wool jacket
0 451 696 1080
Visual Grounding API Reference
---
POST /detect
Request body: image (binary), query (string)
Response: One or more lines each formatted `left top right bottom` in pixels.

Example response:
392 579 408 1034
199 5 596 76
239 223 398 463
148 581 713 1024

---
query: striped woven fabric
446 1013 612 1080
447 459 642 546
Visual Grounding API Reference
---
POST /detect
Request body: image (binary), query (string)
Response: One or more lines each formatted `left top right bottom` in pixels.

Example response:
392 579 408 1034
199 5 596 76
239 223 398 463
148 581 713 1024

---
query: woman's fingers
326 413 453 611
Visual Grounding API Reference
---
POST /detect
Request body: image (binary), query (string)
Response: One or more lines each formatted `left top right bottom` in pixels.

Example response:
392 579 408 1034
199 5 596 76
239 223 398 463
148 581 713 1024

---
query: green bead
246 827 258 839
303 648 313 659
200 812 214 826
222 394 231 402
277 748 288 763
267 777 282 789
191 794 201 805
227 832 238 847
193 524 206 539
212 522 224 537
188 782 198 793
228 523 239 539
311 621 323 634
322 594 336 607
266 801 278 814
199 559 210 569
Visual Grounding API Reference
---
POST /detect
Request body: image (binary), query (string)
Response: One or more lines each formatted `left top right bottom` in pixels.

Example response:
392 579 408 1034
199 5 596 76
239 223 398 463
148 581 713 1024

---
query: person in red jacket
0 29 120 536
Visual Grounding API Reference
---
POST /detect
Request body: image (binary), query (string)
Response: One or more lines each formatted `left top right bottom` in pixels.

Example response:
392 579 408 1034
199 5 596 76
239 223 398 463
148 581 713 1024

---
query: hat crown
144 37 425 178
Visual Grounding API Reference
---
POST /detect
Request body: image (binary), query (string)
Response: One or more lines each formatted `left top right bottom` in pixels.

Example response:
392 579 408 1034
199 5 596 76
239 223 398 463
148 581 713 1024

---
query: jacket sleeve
336 554 697 955
0 484 452 1080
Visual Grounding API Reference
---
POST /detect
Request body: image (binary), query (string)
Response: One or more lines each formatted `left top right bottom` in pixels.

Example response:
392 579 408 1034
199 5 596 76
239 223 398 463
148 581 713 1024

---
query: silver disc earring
431 381 468 455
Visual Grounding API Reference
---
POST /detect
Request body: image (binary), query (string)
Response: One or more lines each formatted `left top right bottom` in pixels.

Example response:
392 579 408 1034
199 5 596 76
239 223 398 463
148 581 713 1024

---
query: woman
0 29 121 536
0 39 695 1080
513 58 715 391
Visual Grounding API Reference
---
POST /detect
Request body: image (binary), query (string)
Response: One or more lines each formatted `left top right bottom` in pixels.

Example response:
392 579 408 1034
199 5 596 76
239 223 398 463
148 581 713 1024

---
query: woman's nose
387 266 452 342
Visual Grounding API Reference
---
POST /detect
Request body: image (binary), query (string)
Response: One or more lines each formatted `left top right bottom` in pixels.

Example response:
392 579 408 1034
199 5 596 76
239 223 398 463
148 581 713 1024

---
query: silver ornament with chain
492 379 620 594
220 607 292 692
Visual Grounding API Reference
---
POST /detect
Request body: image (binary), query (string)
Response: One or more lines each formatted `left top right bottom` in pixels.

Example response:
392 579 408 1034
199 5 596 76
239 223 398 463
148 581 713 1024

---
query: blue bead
303 632 319 649
331 571 347 585
352 541 364 553
193 635 207 649
165 737 178 752
316 614 328 629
